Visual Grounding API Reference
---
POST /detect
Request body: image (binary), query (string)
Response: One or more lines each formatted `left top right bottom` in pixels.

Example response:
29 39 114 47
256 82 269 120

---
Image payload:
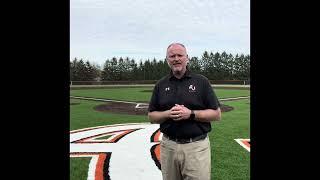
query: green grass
70 100 148 130
71 87 152 102
211 99 250 180
70 158 91 180
70 88 250 102
215 89 250 99
95 135 112 140
70 87 250 180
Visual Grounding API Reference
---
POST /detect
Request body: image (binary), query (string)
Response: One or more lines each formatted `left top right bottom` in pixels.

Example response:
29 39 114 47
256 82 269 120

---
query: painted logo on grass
70 123 162 180
234 139 250 152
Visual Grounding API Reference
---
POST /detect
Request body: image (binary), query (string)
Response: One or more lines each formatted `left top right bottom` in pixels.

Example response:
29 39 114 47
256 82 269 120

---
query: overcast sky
70 0 250 67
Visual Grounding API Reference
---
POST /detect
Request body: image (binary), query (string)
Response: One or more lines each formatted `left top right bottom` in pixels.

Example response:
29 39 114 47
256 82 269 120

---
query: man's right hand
169 104 191 121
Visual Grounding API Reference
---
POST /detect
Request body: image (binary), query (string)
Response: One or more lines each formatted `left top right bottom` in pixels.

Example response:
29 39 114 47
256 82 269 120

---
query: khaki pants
160 135 211 180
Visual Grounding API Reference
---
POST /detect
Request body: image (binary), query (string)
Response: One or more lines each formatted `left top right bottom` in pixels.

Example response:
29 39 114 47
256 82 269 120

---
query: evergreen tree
144 59 151 80
76 59 86 81
212 52 221 79
138 60 144 80
130 59 138 80
71 50 250 82
70 58 78 81
189 56 201 74
101 59 108 80
200 51 210 77
118 57 125 80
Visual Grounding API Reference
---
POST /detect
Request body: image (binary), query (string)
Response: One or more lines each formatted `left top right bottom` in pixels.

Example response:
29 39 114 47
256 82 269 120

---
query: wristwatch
190 110 195 121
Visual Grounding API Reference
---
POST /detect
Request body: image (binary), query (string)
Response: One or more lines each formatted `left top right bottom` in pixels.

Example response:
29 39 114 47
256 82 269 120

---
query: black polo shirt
148 69 220 139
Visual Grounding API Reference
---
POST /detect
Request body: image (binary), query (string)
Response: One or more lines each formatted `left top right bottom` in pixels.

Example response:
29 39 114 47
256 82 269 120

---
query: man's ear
165 57 170 66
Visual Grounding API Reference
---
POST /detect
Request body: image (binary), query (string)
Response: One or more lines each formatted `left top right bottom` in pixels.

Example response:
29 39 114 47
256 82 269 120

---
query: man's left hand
171 104 192 121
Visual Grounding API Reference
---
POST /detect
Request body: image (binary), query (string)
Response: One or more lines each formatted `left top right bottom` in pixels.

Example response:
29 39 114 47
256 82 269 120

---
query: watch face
190 111 195 120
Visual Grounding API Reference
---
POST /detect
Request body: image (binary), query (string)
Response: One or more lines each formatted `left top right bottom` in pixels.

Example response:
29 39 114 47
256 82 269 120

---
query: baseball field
70 86 250 180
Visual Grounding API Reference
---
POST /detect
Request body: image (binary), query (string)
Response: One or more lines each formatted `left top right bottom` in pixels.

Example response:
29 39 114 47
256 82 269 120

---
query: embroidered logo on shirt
165 87 170 91
188 85 196 92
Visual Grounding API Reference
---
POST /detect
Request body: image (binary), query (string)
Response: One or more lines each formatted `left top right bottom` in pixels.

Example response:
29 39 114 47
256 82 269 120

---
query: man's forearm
194 108 221 122
148 110 170 124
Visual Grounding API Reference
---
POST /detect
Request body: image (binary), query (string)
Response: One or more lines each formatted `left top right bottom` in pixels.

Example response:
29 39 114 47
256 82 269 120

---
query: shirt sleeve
148 83 159 112
203 79 220 110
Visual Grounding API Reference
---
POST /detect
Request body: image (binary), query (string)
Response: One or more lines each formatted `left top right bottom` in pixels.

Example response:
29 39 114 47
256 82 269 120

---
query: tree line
70 50 250 81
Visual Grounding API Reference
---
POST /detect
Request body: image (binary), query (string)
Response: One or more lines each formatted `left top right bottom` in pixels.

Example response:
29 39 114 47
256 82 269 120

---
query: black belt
163 133 207 144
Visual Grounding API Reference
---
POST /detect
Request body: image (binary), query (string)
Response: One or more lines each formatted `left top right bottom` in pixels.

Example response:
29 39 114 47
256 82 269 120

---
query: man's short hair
167 43 186 50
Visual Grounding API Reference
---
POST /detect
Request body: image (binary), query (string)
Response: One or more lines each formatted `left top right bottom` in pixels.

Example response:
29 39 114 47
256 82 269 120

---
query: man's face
166 44 188 73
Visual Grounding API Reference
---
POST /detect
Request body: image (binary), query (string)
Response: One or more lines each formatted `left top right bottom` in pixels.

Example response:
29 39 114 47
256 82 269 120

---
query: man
148 43 221 180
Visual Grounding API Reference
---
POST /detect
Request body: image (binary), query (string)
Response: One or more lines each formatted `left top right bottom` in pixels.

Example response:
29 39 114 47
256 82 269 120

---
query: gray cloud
71 0 250 66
